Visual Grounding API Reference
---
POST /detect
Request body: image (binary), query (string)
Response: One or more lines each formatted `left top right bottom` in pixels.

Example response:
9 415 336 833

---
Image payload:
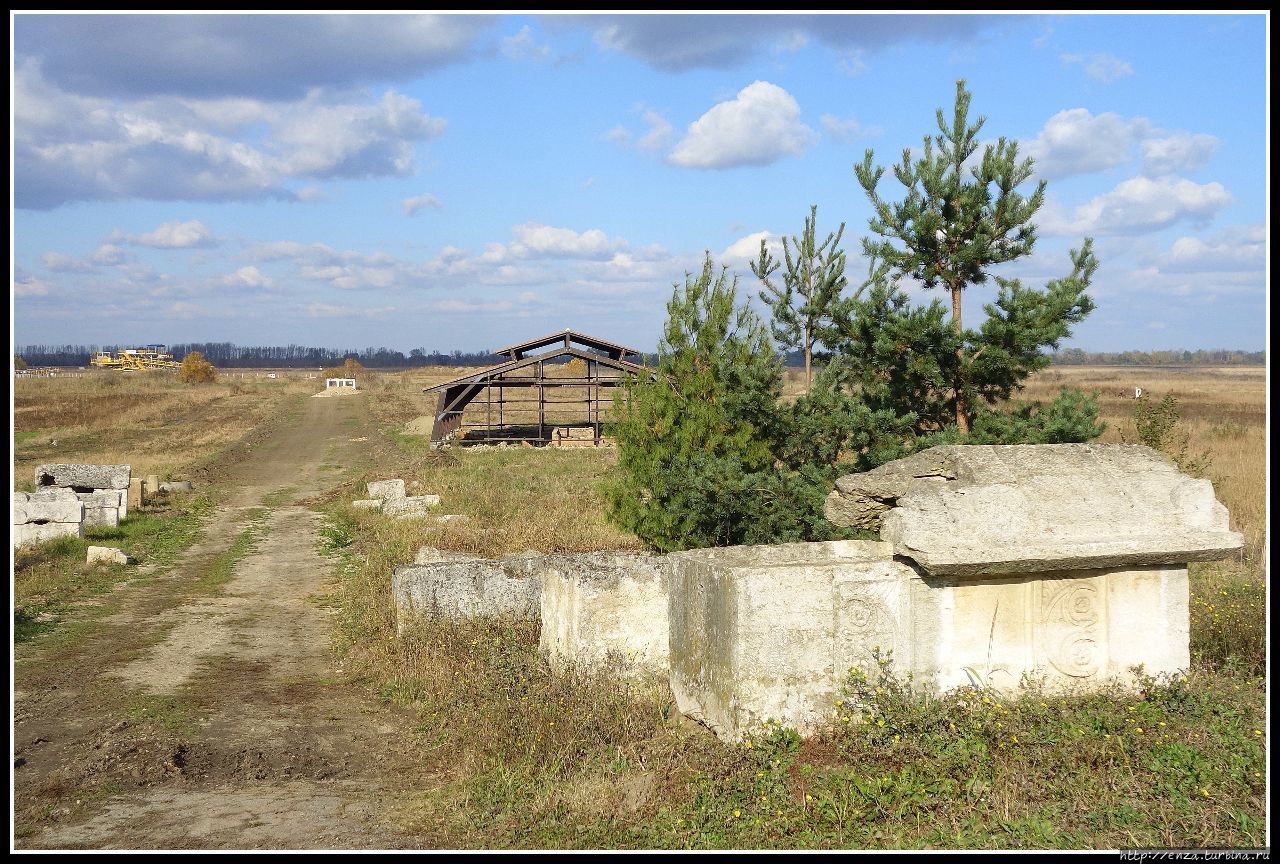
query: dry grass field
12 370 314 488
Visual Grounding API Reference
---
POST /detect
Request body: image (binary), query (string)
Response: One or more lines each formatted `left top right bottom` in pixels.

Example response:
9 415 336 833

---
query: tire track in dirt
17 393 433 850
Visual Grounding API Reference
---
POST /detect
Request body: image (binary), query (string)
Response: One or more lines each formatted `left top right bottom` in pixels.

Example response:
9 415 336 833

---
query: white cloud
224 266 273 288
636 109 673 153
114 219 218 249
14 62 447 209
1024 109 1221 181
509 223 615 259
501 25 553 63
1041 176 1232 236
1161 224 1265 273
838 50 869 77
90 244 128 266
668 81 816 170
1141 132 1219 177
820 113 880 144
721 231 779 268
42 251 92 272
1025 109 1147 179
1061 52 1134 83
15 273 52 297
403 193 444 216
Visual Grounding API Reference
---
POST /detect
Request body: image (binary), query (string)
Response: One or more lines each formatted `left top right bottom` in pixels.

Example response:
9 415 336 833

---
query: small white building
325 378 357 390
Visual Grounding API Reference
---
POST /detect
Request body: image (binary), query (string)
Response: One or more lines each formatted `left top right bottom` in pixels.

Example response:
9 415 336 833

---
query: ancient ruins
390 443 1244 742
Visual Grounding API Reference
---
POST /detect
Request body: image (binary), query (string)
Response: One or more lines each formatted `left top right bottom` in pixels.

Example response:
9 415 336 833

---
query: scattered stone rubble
353 478 441 518
34 462 132 528
388 443 1244 743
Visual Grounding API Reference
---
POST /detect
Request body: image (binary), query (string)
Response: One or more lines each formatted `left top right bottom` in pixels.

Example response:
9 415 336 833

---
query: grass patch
13 495 215 645
192 508 268 593
261 486 298 507
126 693 198 738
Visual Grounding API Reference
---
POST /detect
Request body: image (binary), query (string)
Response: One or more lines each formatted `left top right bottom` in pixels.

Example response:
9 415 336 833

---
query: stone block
351 499 383 511
13 492 84 526
160 481 194 493
127 478 144 515
87 546 131 566
384 495 442 518
538 552 668 673
366 479 406 500
34 463 131 491
392 555 542 630
83 506 121 529
667 540 899 741
413 546 483 565
828 444 1244 575
14 520 83 548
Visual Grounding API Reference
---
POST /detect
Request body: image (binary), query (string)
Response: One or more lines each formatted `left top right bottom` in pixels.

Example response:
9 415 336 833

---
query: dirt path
14 393 432 850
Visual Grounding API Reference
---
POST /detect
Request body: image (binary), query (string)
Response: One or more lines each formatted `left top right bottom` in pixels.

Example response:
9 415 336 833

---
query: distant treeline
16 343 1263 369
1048 348 1265 366
15 343 506 369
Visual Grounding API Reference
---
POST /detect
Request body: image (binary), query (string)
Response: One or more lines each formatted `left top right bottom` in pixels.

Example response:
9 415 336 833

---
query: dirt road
14 393 430 850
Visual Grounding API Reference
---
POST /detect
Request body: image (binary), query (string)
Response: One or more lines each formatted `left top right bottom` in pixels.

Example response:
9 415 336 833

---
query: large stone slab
13 491 84 526
667 540 902 742
366 479 406 500
539 552 668 673
14 521 84 548
34 463 131 491
392 555 541 630
828 444 1243 576
384 495 442 518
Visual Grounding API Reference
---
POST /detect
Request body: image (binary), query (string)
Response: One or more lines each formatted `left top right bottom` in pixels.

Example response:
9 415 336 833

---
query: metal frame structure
424 329 650 446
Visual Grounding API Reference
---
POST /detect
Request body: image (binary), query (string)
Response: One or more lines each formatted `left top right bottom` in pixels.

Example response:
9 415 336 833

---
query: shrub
178 351 217 384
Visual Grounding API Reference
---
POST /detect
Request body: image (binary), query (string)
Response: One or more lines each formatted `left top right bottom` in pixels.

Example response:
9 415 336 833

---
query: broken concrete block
13 492 84 526
127 478 144 514
383 495 441 518
391 555 543 630
14 521 84 548
145 474 161 498
82 506 121 529
159 481 194 493
827 444 1243 576
87 546 131 565
34 463 131 491
667 540 899 742
413 546 483 565
366 479 406 500
351 499 384 511
538 552 669 674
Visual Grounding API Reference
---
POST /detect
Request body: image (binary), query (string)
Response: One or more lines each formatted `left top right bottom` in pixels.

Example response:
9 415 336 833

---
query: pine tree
606 254 838 551
854 79 1067 433
750 205 848 389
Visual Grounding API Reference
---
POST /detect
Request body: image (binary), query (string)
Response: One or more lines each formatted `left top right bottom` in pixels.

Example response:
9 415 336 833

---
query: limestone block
87 546 131 566
127 478 144 514
413 546 483 565
829 444 1243 576
83 506 121 529
384 495 442 518
351 499 384 510
159 481 194 493
13 492 84 526
366 479 406 500
392 555 542 629
538 552 668 673
915 565 1191 691
14 520 84 548
667 540 898 742
34 463 131 491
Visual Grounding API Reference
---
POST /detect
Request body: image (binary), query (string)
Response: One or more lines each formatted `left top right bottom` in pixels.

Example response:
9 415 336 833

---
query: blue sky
11 12 1268 354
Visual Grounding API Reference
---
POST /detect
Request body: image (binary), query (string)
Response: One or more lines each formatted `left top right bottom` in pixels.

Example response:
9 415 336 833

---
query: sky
10 12 1269 354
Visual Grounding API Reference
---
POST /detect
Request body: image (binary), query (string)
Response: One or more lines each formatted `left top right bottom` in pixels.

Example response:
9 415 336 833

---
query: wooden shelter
424 329 650 446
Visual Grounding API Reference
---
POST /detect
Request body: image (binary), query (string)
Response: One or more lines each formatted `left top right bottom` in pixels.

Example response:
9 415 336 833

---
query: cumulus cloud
1160 224 1265 273
508 223 616 259
403 193 444 216
15 14 492 99
14 62 446 209
1024 108 1221 181
721 231 778 268
563 14 1010 71
1141 132 1219 177
607 106 673 154
113 219 219 249
1060 52 1134 83
1041 176 1232 236
668 81 815 170
501 25 553 63
224 266 274 288
15 272 52 297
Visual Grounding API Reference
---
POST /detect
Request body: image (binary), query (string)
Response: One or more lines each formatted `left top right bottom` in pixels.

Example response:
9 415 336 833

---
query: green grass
13 495 215 644
192 508 267 593
126 693 199 738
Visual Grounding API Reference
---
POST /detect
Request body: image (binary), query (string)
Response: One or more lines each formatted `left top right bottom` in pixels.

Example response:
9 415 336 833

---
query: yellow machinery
91 344 182 371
